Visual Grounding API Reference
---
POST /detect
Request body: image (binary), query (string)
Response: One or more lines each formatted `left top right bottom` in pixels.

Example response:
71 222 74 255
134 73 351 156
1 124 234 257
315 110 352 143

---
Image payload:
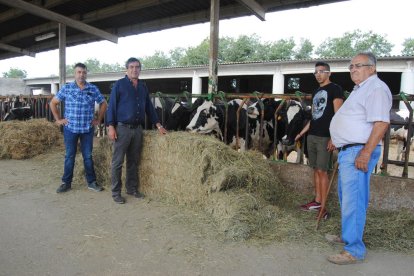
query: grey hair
356 51 377 66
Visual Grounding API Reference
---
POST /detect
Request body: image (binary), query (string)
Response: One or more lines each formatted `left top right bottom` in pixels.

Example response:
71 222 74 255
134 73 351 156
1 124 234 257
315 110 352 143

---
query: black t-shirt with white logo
309 82 344 137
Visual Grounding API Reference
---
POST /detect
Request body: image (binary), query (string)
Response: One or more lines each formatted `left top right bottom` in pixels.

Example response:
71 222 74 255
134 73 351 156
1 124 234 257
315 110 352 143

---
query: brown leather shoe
327 251 363 265
325 234 345 245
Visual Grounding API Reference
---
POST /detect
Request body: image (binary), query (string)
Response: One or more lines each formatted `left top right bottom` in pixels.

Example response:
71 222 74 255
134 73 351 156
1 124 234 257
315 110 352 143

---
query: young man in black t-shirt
295 61 344 219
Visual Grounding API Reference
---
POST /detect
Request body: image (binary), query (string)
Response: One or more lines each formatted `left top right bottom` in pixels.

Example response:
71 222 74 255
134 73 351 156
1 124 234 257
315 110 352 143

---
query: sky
0 0 412 78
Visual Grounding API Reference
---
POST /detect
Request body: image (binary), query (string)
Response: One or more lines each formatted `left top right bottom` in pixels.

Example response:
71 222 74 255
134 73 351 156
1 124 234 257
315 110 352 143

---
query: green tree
402 38 414 56
142 51 172 68
260 37 296 60
66 58 123 74
316 30 393 58
294 38 314 59
2 67 27 78
178 38 210 66
220 34 262 62
169 47 186 66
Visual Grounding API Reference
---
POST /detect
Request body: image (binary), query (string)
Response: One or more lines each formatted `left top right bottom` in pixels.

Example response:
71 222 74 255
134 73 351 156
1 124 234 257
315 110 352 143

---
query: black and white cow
247 99 309 162
165 97 205 131
186 99 250 151
3 96 33 121
153 97 176 127
247 98 282 156
389 109 413 161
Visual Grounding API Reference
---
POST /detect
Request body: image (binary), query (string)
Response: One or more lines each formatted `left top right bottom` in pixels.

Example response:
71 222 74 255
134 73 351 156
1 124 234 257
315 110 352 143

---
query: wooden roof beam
236 0 266 21
0 0 118 43
0 42 36 57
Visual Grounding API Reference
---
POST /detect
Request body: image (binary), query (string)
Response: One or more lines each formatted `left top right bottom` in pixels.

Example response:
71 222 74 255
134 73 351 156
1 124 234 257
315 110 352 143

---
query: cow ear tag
277 115 282 121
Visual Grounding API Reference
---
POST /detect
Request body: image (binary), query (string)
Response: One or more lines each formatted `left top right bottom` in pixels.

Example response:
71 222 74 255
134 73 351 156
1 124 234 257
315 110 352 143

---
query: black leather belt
337 143 365 152
118 122 140 129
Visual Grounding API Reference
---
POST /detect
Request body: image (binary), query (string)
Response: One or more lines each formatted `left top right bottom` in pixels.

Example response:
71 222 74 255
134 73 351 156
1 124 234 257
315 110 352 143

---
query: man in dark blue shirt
106 57 167 204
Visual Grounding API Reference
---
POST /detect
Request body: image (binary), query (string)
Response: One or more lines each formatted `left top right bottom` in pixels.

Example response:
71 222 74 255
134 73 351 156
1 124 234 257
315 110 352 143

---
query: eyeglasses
348 63 373 70
313 70 330 75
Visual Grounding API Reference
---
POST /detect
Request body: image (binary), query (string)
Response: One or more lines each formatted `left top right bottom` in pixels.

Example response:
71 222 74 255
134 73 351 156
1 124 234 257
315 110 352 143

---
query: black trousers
111 125 143 197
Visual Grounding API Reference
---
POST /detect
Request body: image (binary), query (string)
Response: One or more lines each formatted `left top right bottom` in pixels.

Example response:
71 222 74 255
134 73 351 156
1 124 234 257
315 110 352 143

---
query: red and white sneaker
316 209 330 220
300 200 321 211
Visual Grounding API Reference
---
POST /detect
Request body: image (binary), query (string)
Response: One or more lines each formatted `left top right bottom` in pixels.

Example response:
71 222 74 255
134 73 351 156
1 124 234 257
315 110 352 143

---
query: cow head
153 96 176 126
279 100 305 146
186 100 224 139
166 97 205 131
247 98 281 122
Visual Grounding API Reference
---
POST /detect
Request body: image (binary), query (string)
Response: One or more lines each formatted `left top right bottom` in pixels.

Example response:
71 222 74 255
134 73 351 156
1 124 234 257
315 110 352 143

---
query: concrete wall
0 78 30 96
271 162 414 212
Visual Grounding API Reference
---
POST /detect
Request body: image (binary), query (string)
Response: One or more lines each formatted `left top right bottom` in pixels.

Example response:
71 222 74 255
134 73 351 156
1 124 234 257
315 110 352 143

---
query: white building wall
0 78 30 96
192 72 202 94
399 61 414 111
272 71 284 94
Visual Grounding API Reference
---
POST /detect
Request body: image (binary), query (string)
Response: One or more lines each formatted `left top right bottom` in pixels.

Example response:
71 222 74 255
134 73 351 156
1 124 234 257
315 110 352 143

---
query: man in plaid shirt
50 62 107 193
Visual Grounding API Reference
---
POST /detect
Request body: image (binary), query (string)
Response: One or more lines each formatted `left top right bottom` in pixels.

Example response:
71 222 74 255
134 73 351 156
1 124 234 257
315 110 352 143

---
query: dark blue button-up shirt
106 75 159 127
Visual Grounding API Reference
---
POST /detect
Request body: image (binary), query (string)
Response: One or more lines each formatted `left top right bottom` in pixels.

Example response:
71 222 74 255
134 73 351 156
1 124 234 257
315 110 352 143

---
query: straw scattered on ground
0 119 62 159
2 121 410 251
83 131 413 252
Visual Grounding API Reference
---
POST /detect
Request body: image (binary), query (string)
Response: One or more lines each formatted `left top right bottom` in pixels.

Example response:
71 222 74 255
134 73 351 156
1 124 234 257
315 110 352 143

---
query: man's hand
157 126 167 135
55 118 68 126
355 149 371 172
327 139 336 152
108 125 117 141
91 119 101 126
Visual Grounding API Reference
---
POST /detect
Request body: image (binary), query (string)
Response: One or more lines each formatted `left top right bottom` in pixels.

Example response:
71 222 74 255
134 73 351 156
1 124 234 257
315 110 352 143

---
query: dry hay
87 131 413 252
0 119 62 159
73 137 112 187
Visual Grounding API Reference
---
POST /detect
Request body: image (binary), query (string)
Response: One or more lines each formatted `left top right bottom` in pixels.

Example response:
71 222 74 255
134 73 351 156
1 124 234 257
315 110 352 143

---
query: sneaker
87 181 104 192
56 183 71 193
113 195 125 204
300 200 321 211
316 209 330 220
126 191 145 199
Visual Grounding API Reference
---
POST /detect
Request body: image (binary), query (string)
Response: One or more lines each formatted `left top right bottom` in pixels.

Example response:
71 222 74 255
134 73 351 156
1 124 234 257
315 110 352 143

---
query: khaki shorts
307 135 332 171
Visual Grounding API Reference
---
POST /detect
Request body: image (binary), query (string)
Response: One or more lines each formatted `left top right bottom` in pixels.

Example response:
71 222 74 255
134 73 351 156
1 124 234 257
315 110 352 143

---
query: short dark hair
125 57 141 69
74 62 87 70
315 61 330 71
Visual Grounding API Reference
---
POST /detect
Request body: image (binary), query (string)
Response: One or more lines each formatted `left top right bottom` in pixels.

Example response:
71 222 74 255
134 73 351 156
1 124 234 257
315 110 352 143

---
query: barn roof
0 0 347 61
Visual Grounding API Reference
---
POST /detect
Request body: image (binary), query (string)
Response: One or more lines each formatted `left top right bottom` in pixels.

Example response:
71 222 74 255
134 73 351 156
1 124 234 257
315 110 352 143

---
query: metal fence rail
2 92 414 178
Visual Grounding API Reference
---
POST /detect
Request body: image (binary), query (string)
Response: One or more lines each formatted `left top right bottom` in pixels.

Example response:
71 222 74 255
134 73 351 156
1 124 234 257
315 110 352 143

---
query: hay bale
138 131 288 239
73 137 113 187
0 119 62 159
89 131 414 250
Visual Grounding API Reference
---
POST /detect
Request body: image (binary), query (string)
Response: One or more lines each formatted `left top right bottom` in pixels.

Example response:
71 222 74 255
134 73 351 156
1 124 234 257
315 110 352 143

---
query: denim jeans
337 144 381 260
62 127 96 185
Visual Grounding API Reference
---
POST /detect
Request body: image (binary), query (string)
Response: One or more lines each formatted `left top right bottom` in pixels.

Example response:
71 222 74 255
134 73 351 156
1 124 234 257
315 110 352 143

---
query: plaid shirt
55 81 105 133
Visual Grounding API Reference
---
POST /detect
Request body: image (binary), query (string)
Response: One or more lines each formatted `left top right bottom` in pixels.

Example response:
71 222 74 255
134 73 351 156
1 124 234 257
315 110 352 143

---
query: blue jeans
62 127 96 185
337 144 381 260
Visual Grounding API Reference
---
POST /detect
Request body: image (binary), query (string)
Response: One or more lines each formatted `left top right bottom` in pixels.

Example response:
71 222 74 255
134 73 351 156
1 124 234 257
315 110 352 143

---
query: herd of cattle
154 97 310 161
1 95 413 163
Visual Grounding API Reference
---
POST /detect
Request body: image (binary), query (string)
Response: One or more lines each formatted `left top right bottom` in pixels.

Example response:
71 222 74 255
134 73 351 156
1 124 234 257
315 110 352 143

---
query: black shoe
127 191 145 199
56 183 71 193
113 195 125 204
87 181 104 192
